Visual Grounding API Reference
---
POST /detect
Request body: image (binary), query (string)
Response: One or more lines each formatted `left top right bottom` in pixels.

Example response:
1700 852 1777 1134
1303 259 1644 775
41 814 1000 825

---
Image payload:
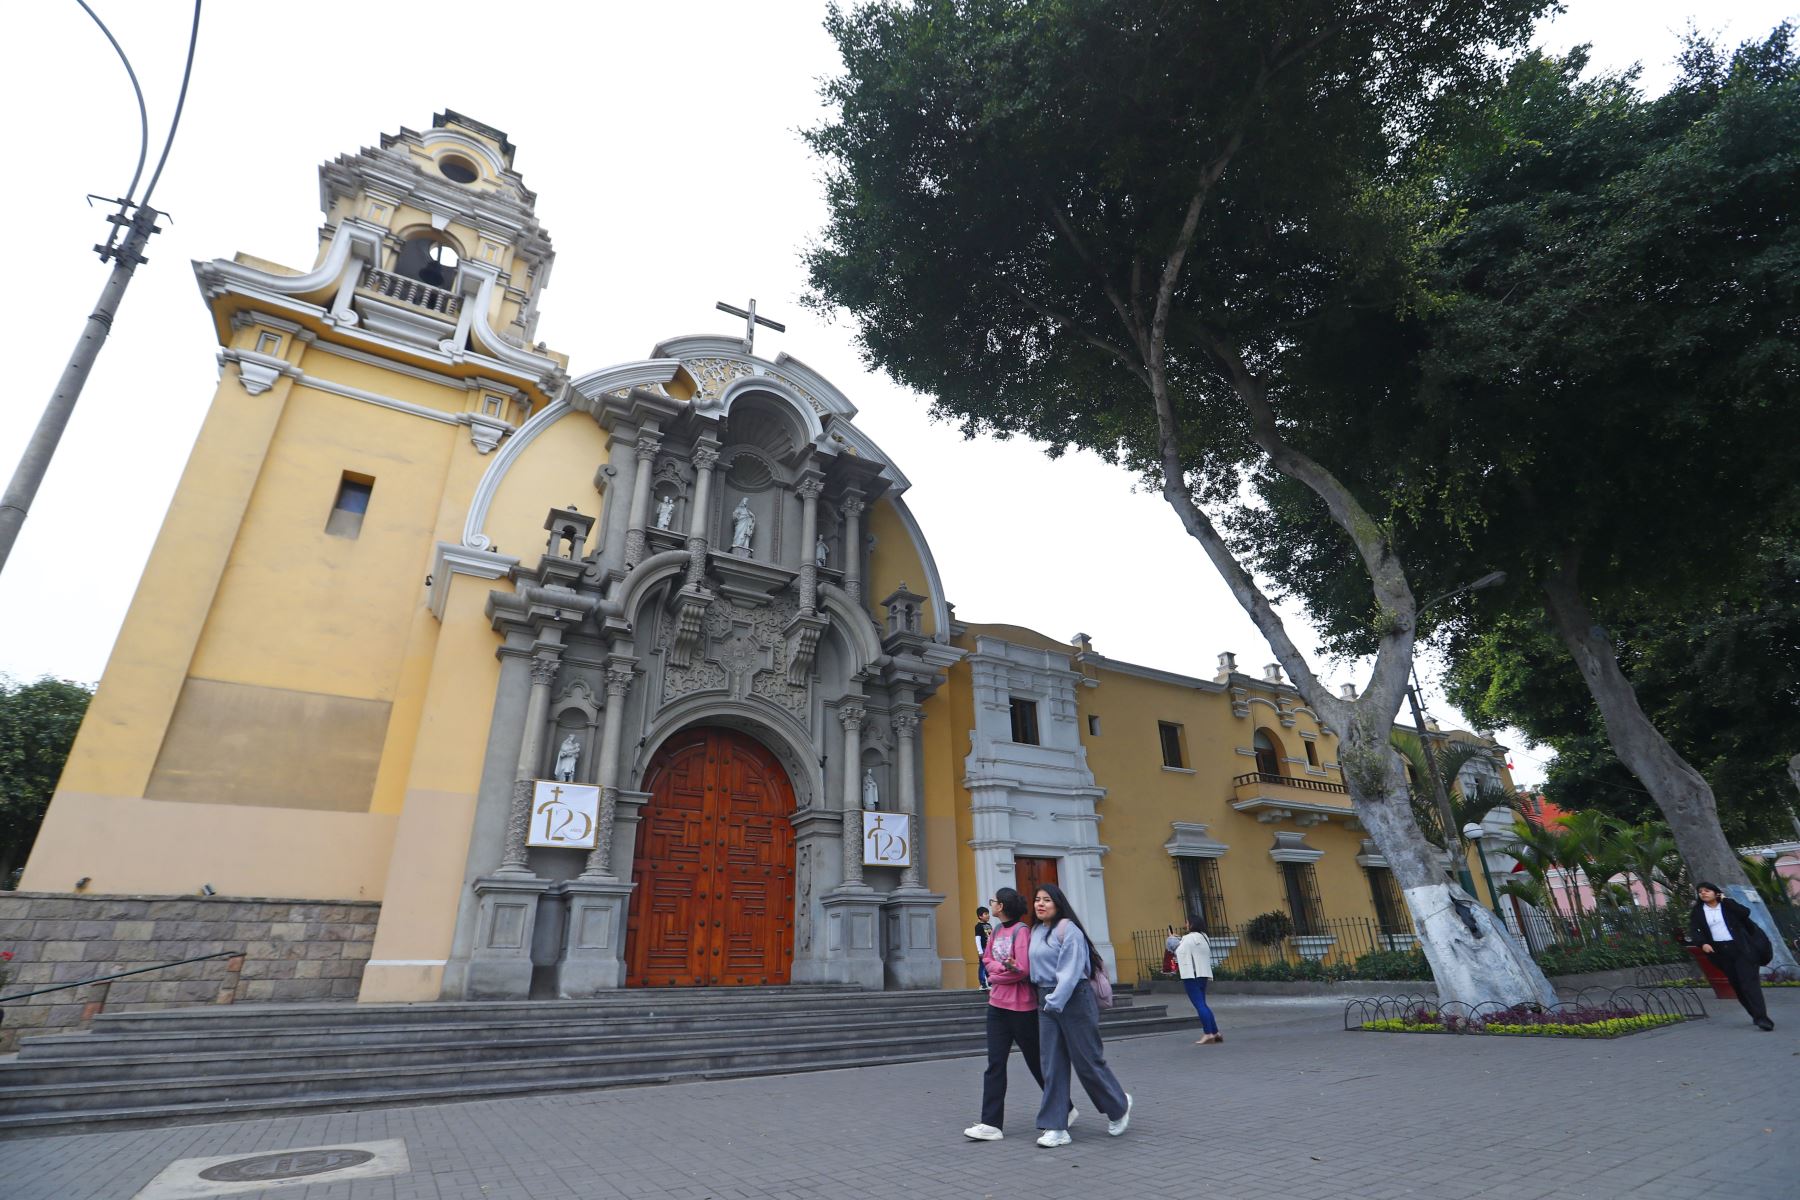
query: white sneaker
1067 1106 1079 1127
1036 1129 1071 1148
1107 1094 1133 1136
963 1123 1003 1141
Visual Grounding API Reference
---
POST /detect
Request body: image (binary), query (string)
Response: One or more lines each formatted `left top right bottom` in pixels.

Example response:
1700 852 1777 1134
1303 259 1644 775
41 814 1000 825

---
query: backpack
1089 955 1114 1009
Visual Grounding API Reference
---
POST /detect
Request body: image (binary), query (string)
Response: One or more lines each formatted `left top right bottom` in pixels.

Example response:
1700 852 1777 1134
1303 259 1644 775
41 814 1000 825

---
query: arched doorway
625 726 797 986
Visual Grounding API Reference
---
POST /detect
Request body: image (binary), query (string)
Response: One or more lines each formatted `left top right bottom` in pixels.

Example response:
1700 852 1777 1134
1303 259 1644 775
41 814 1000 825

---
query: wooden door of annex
1015 855 1060 905
625 727 797 987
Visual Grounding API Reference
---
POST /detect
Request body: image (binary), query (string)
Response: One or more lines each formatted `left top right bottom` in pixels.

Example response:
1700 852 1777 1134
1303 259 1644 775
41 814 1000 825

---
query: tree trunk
1542 568 1749 889
1542 564 1799 972
1336 709 1556 1007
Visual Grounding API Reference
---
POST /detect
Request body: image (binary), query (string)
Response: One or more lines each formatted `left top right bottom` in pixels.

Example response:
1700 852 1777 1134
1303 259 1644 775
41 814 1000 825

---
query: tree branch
1043 202 1147 359
1019 296 1151 388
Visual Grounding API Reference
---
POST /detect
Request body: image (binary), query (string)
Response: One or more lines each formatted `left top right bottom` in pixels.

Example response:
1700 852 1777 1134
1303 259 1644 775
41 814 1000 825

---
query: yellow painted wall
481 414 612 560
864 498 935 637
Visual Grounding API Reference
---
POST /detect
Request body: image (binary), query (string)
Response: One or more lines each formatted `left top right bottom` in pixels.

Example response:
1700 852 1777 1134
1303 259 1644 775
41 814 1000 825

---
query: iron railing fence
1132 916 1422 982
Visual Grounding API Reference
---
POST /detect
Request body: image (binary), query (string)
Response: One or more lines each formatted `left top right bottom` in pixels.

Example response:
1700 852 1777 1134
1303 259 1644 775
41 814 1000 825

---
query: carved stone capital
892 711 920 739
529 655 561 686
634 435 662 462
796 477 824 502
691 446 720 471
604 658 637 697
840 493 866 519
838 702 867 730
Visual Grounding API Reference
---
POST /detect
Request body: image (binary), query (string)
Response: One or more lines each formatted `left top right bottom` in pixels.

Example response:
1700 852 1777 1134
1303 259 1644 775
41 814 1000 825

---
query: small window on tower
395 235 461 289
1159 721 1187 769
1304 739 1319 767
255 332 282 356
1087 714 1101 737
325 472 374 539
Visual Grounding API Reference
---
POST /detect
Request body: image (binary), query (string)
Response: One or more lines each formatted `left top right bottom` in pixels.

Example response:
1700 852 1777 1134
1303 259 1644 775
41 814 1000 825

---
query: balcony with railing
1230 770 1353 824
357 266 463 317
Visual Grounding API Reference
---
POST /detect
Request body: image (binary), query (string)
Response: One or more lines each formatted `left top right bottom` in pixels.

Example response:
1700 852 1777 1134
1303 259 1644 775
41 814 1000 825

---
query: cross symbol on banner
715 298 786 354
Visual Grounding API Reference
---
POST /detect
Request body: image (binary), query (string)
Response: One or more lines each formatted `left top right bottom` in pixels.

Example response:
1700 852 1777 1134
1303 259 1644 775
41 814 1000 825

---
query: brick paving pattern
2 990 1794 1200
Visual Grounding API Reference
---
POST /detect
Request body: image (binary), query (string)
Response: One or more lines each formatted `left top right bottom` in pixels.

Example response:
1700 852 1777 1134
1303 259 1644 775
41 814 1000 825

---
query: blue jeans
1182 977 1219 1035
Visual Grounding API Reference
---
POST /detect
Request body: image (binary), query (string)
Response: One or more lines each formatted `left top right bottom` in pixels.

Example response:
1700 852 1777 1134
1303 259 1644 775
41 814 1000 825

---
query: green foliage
1741 853 1797 908
0 676 92 885
1245 910 1295 947
1349 948 1433 980
1213 957 1347 983
1446 545 1800 844
1533 938 1687 977
807 0 1549 489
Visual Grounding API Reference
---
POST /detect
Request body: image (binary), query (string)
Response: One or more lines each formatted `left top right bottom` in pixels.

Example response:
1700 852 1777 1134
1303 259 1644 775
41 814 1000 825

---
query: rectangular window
1365 867 1412 935
1176 857 1228 929
1008 697 1040 745
1087 714 1101 737
255 331 282 356
1304 739 1319 767
1280 861 1326 935
325 472 374 539
1158 721 1185 769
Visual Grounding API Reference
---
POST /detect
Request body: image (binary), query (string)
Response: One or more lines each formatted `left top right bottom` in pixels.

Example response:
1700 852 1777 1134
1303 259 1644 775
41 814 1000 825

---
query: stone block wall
0 892 381 1052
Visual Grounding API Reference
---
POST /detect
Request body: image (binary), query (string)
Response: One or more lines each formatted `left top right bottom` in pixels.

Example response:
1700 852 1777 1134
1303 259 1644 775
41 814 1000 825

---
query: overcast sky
3 1 1794 787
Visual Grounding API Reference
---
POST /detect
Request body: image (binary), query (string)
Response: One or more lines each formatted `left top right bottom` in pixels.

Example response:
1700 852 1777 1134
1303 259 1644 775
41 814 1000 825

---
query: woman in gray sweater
1027 883 1132 1148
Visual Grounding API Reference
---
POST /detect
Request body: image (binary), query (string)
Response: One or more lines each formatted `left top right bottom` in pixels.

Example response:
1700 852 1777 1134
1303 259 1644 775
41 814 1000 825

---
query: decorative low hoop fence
1346 986 1707 1037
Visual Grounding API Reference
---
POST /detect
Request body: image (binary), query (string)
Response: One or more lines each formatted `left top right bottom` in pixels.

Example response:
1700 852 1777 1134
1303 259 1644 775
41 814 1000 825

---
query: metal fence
1131 916 1421 982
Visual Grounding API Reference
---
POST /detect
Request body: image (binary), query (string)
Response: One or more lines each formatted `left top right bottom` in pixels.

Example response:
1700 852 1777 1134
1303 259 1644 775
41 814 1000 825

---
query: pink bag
1090 962 1114 1009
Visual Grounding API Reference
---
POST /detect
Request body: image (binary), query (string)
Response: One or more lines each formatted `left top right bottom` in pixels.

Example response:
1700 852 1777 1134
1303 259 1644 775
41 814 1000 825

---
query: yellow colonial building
21 115 1509 1005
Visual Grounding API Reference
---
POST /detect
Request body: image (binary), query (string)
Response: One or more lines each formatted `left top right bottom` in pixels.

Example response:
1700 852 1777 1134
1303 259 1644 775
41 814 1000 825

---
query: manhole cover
199 1148 376 1183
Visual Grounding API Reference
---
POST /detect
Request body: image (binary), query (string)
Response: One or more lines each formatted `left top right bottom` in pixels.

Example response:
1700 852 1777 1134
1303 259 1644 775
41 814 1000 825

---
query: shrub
1534 937 1687 977
1245 911 1294 947
1349 948 1432 980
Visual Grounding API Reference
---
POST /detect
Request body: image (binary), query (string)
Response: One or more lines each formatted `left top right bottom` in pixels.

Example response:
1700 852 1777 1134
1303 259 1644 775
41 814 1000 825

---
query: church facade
19 115 1511 1011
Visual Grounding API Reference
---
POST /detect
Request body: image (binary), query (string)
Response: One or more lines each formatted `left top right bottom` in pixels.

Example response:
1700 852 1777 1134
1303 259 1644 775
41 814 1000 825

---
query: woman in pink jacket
964 887 1075 1141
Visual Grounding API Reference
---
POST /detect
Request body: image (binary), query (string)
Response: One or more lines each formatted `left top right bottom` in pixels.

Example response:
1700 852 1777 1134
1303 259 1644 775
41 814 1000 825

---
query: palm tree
1389 730 1527 852
1614 821 1678 911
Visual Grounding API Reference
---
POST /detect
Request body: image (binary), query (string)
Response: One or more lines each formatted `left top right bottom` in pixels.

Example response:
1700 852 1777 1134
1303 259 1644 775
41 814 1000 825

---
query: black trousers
1708 942 1771 1023
980 1005 1045 1129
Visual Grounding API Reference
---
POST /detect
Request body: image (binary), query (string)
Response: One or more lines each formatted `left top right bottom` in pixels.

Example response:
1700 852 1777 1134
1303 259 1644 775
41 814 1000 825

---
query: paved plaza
2 990 1795 1200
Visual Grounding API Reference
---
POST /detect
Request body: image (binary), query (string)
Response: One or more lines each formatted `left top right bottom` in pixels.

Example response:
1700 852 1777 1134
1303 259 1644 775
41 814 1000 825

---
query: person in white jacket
1175 916 1221 1044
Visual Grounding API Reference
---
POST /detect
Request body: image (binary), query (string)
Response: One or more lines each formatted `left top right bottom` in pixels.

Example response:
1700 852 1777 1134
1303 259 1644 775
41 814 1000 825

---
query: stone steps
0 987 1189 1136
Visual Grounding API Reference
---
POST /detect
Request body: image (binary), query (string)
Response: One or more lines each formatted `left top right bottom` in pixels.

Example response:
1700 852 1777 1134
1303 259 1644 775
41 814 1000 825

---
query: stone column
796 474 823 613
499 651 561 873
582 656 637 879
892 710 923 890
685 440 720 588
622 433 661 567
838 701 869 890
840 492 865 602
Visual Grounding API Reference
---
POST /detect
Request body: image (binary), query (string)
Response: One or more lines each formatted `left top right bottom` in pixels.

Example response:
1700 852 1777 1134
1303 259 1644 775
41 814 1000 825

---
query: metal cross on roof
715 298 786 354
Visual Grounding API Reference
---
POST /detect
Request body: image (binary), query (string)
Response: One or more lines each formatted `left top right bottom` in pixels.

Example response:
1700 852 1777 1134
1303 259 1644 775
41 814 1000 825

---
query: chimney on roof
1215 651 1237 682
1340 682 1358 701
1263 663 1284 684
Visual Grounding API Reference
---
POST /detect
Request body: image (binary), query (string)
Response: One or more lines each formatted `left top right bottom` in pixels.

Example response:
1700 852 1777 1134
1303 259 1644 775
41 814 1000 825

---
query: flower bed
1345 986 1706 1038
1360 1012 1685 1038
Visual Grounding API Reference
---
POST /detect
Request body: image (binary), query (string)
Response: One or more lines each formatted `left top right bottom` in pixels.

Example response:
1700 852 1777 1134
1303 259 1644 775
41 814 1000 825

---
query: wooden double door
625 727 797 987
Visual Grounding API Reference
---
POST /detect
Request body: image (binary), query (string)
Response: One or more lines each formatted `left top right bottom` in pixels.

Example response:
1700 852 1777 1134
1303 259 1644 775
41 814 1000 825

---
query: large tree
808 0 1555 1004
1241 32 1800 903
0 675 92 885
1446 543 1800 845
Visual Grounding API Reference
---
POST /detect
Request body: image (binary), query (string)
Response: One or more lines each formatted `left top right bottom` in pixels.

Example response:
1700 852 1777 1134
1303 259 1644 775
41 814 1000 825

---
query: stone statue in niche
862 768 881 810
815 534 830 567
654 494 675 530
555 734 581 782
731 498 756 555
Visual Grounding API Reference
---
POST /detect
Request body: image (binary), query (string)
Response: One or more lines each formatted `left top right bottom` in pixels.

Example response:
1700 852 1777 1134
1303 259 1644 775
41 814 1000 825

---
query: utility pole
0 201 163 572
1407 675 1479 897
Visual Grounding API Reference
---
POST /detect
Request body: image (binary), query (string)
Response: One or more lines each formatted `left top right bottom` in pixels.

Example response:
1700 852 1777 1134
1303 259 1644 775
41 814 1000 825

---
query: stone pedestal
881 888 945 990
552 877 636 996
467 873 551 999
820 890 887 990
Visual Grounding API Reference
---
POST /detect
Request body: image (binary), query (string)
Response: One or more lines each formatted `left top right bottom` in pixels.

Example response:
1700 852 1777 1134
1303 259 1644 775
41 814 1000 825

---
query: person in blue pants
1175 915 1221 1044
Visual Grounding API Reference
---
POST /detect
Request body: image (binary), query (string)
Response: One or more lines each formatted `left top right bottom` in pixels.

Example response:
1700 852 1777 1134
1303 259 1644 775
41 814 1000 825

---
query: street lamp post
1410 571 1506 897
1463 821 1506 921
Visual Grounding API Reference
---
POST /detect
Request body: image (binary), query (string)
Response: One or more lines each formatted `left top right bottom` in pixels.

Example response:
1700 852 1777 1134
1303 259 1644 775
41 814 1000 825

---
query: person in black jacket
1688 882 1774 1030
